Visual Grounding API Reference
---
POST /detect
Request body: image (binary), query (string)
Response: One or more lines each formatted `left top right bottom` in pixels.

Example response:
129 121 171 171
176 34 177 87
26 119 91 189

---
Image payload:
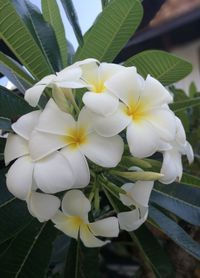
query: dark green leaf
0 138 6 160
170 97 200 112
124 50 192 85
64 238 100 278
181 173 200 189
0 86 35 119
151 188 200 226
0 51 34 86
149 206 200 260
0 117 12 132
61 0 83 47
0 0 52 80
42 0 68 67
12 0 62 72
131 225 175 278
0 220 57 278
75 0 143 62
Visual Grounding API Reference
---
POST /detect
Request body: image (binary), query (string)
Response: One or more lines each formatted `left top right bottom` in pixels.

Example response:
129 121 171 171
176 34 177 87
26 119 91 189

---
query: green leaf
42 0 68 67
124 50 192 85
170 97 200 112
0 117 12 132
149 206 200 260
61 0 83 47
64 238 100 278
75 0 143 62
0 52 34 86
0 138 6 160
12 0 62 72
181 173 200 189
0 86 34 119
131 225 175 278
151 188 200 226
0 220 57 278
0 0 52 80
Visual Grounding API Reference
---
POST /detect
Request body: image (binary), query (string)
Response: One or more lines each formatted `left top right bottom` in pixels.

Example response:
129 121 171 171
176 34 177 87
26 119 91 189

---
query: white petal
34 152 74 193
175 117 186 145
77 106 94 134
80 224 108 248
93 103 131 137
83 91 119 116
120 183 136 206
4 134 28 165
12 111 41 140
146 109 176 141
55 67 81 82
89 217 119 237
27 191 60 222
185 141 194 164
52 210 79 239
141 75 173 107
127 121 159 158
79 61 99 85
98 63 125 82
25 85 46 107
6 156 34 200
61 147 90 188
105 67 141 106
81 133 124 167
160 149 182 184
36 99 76 135
118 207 148 231
61 190 91 219
120 181 153 207
29 130 66 161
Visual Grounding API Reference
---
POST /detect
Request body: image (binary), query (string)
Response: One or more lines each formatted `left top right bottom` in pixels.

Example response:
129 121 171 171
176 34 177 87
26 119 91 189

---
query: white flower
29 99 124 188
75 59 125 116
4 111 74 199
25 67 85 107
52 190 119 247
118 181 154 231
26 191 60 222
91 67 176 158
160 117 194 184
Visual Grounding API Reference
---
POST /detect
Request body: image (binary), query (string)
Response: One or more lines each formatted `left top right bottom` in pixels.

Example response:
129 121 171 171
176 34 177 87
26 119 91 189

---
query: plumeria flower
118 181 154 231
29 99 124 188
52 190 119 247
74 59 125 116
27 191 60 222
25 66 85 107
91 67 176 158
160 117 194 184
4 111 74 199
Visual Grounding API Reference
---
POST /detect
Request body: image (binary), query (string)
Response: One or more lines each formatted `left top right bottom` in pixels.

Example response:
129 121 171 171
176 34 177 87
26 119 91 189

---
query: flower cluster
4 59 193 247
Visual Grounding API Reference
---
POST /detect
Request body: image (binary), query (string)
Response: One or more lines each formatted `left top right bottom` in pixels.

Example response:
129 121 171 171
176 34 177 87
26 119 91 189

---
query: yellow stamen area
125 101 146 122
91 81 106 93
69 216 84 227
62 127 88 150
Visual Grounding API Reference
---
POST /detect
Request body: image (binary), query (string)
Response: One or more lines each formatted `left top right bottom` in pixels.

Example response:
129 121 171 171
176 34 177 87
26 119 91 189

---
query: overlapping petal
33 152 74 193
6 155 34 200
27 191 60 222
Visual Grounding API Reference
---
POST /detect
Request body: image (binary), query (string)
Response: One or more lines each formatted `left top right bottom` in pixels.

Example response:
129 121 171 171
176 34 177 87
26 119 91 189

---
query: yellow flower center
125 101 146 122
69 216 84 226
63 127 88 149
91 81 106 93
